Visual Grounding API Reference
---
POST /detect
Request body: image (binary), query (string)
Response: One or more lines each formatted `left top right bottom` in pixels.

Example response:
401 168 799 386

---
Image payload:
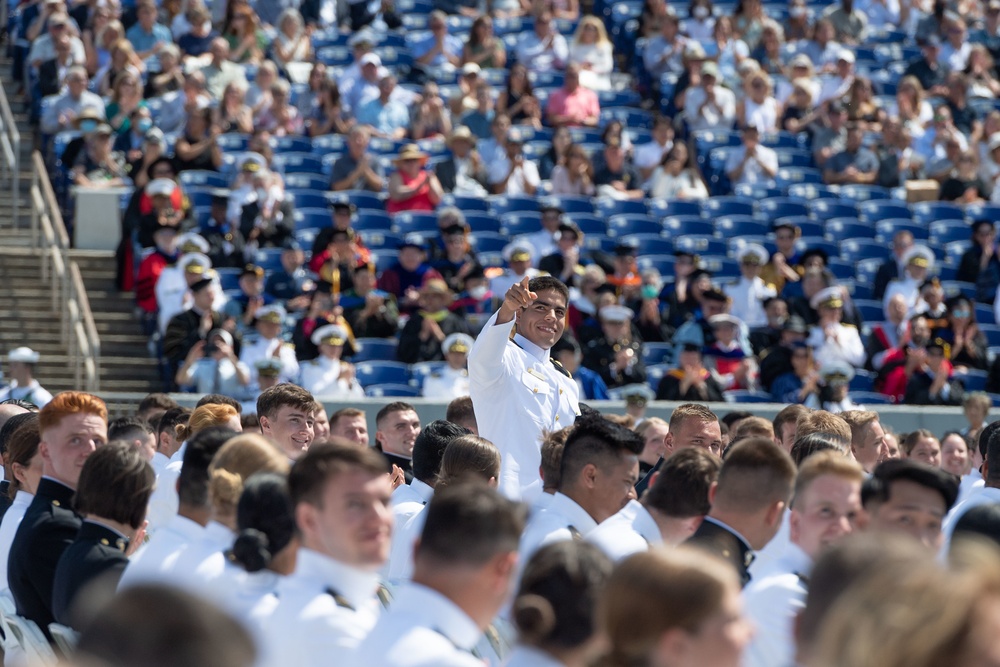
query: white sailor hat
311 324 348 347
502 242 534 263
708 313 743 328
176 232 210 255
254 357 283 377
737 243 769 266
618 383 656 404
239 152 268 173
8 347 39 364
903 245 935 270
600 305 635 322
820 360 855 385
810 286 845 310
145 178 176 197
207 328 234 347
443 333 475 354
256 304 287 325
181 253 212 275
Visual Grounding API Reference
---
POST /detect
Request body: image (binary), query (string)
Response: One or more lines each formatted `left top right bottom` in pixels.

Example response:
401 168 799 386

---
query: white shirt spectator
684 83 737 131
569 42 614 90
515 31 569 73
723 144 778 187
0 490 33 592
487 155 541 196
855 0 900 28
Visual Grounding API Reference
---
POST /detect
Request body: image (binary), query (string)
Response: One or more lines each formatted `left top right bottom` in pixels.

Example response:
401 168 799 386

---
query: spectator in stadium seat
594 137 644 200
462 16 507 70
545 63 600 127
945 72 979 136
435 126 489 196
105 69 146 137
398 279 473 364
958 219 1000 303
413 10 464 70
329 125 385 192
550 143 596 196
822 0 867 44
306 78 350 137
634 115 674 183
29 11 85 71
271 8 312 68
873 230 914 301
223 6 268 65
342 263 400 339
177 6 217 59
823 123 880 185
684 61 736 132
411 82 454 141
70 122 128 188
257 79 303 136
126 0 173 61
173 106 223 173
903 337 965 405
200 37 248 99
725 125 777 189
811 100 848 168
940 150 989 202
643 7 688 78
941 15 971 72
386 144 444 214
489 127 541 195
157 71 212 134
904 35 951 96
40 65 105 135
569 16 614 91
37 28 81 97
214 81 254 135
516 10 569 73
96 40 143 99
657 343 726 401
876 119 917 189
648 142 708 200
938 295 989 370
378 235 444 314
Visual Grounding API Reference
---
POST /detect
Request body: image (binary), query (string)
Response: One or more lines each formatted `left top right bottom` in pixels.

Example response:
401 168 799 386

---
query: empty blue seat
662 216 714 237
600 106 654 129
178 170 228 188
501 212 543 236
825 217 873 242
826 258 856 280
468 232 508 253
490 195 541 215
183 187 218 208
623 234 674 255
810 198 858 221
977 303 996 325
776 167 823 187
582 234 617 253
608 214 662 237
773 216 824 238
850 369 876 392
798 236 839 258
648 198 701 219
441 194 490 212
715 215 769 238
284 173 329 191
216 133 249 151
642 342 674 366
839 184 891 202
699 255 740 279
409 361 447 388
965 204 1000 223
941 281 977 300
216 268 242 291
597 197 648 218
359 230 404 250
574 215 608 236
759 197 810 221
674 235 727 256
392 211 440 235
854 258 883 285
853 299 884 322
646 363 671 391
636 254 675 275
702 196 755 218
356 361 411 386
338 190 385 211
365 384 421 397
295 228 319 247
311 134 347 155
293 208 332 232
954 370 989 392
841 239 891 262
464 212 501 233
874 219 927 244
788 183 840 200
286 189 329 210
552 196 596 214
270 136 313 154
725 390 775 403
912 201 964 225
733 183 784 199
253 248 284 272
272 152 324 174
353 210 394 231
859 200 912 223
929 220 970 246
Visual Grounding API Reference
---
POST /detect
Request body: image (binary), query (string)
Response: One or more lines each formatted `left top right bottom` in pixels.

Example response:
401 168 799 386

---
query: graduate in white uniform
724 243 778 328
814 361 865 413
0 348 52 407
504 541 612 667
588 447 719 561
156 234 212 335
352 483 525 667
264 444 392 667
239 304 299 384
882 245 934 318
421 333 473 400
743 452 864 667
240 358 283 415
518 413 643 566
468 276 580 501
298 324 364 400
806 286 866 369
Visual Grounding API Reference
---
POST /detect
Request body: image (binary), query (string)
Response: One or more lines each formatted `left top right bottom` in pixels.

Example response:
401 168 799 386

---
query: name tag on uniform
521 369 552 396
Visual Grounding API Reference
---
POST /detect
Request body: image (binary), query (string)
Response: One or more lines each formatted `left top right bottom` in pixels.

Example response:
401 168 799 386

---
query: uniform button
533 388 538 393
52 500 60 507
100 538 110 546
555 416 560 422
559 389 563 395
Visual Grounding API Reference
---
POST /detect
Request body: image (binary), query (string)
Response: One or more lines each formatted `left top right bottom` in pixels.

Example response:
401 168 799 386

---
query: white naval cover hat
7 347 39 364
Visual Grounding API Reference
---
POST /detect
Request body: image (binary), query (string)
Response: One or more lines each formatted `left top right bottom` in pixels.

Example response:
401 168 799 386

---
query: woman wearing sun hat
386 144 444 215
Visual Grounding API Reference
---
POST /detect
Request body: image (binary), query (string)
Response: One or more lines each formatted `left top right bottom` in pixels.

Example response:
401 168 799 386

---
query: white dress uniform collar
409 478 434 504
203 520 237 551
294 548 381 610
512 332 549 363
392 583 482 653
170 441 187 464
151 452 171 475
586 500 663 562
504 645 565 667
547 492 599 536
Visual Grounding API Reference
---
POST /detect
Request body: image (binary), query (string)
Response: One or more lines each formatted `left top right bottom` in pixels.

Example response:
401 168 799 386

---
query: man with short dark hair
445 396 477 435
108 417 157 462
773 404 810 452
136 393 180 426
374 402 421 483
264 443 393 667
519 414 643 563
862 458 959 550
634 403 724 497
330 408 369 447
589 447 720 560
685 438 797 587
153 407 190 473
390 420 469 527
469 275 580 500
258 383 317 461
353 483 526 666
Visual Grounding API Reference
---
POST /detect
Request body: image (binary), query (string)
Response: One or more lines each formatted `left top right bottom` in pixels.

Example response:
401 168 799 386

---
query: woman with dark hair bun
506 541 613 667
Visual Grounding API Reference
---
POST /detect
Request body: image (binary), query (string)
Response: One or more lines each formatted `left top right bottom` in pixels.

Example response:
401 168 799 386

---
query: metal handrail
0 76 19 226
29 152 101 392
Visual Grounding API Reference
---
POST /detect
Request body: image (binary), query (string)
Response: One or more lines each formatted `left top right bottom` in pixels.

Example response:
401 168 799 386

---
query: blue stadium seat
178 170 228 188
353 210 394 231
409 361 447 388
944 241 971 263
858 200 912 223
853 299 885 322
702 196 755 218
283 173 329 190
597 197 648 218
965 204 1000 223
810 199 858 221
728 236 772 259
787 183 839 200
311 134 347 155
911 201 964 226
874 219 928 243
464 213 502 233
841 239 891 262
272 152 324 174
825 217 873 242
773 216 824 238
582 234 617 253
733 183 784 199
839 184 891 202
674 235 727 256
798 237 839 258
286 189 329 210
774 149 813 168
850 391 894 405
356 361 411 387
552 196 596 214
648 198 701 219
636 254 675 275
253 248 284 272
392 211 440 235
293 208 331 232
954 370 989 392
216 268 242 291
758 197 810 221
574 215 608 236
295 228 319 247
468 232 508 253
854 258 883 285
776 167 823 187
359 230 403 250
622 234 674 255
365 384 422 397
338 190 385 211
725 390 775 403
929 220 970 246
646 363 670 391
216 133 249 151
715 215 768 238
490 195 541 215
441 194 490 212
662 216 714 238
699 255 740 279
183 187 217 208
826 258 856 280
501 212 543 236
977 303 996 325
940 281 977 300
850 370 876 392
642 342 673 366
370 252 398 274
270 136 313 154
608 215 662 237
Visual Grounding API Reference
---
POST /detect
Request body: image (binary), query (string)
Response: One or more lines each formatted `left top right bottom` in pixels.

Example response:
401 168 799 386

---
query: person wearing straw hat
422 333 475 400
0 348 52 407
299 324 364 399
725 243 778 328
435 126 488 196
397 279 473 364
386 144 444 215
882 245 935 318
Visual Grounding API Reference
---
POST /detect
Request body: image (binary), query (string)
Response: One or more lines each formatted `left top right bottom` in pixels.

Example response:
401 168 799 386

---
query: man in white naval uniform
155 235 212 335
468 276 580 501
589 447 719 561
0 348 52 407
299 324 364 399
882 245 934 318
742 452 864 667
352 483 526 667
264 443 393 667
724 243 778 328
421 333 474 400
239 304 299 384
519 413 643 565
806 286 866 369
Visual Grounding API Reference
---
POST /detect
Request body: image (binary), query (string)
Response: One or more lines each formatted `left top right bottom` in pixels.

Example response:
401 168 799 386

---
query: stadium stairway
0 60 159 395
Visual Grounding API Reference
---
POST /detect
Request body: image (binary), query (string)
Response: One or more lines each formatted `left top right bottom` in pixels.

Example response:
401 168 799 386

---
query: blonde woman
105 69 146 135
569 16 614 91
890 75 934 134
175 403 244 443
600 547 753 667
550 143 596 195
738 70 781 132
272 8 312 69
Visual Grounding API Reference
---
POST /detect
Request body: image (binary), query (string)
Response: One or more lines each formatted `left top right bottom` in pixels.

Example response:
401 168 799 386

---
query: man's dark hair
198 393 242 412
108 417 155 444
645 447 720 518
773 404 809 442
789 433 849 466
0 399 39 411
416 482 527 567
0 412 38 457
256 384 315 421
178 427 238 508
75 442 156 530
559 413 644 492
289 440 388 508
330 407 365 427
412 420 470 484
862 459 959 512
952 504 1000 550
137 393 180 416
721 411 754 430
714 438 797 512
527 276 569 302
157 407 192 436
445 396 475 426
375 401 416 427
76 584 256 667
228 473 296 574
980 419 1000 462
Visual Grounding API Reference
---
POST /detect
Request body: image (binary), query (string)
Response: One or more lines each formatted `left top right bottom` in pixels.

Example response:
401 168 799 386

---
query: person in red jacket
135 223 179 333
